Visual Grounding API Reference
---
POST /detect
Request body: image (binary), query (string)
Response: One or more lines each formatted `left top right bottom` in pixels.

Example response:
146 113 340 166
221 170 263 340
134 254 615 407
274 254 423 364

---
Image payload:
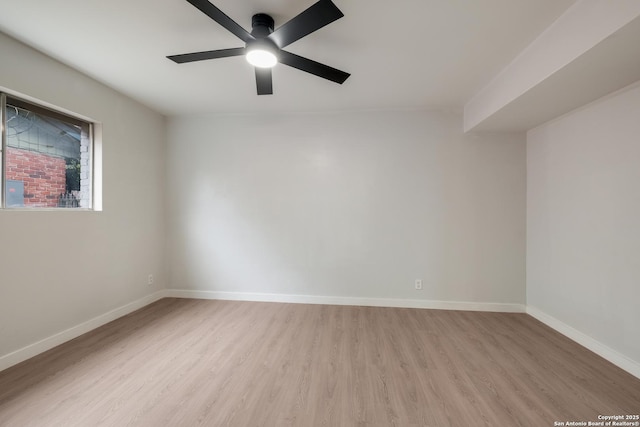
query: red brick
6 148 66 207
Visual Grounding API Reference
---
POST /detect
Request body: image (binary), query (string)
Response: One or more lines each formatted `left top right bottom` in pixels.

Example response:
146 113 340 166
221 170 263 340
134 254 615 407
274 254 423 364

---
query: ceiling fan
167 0 351 95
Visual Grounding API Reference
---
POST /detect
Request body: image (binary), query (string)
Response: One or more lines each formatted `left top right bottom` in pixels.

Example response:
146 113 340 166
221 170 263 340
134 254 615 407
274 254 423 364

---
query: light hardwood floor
0 298 638 426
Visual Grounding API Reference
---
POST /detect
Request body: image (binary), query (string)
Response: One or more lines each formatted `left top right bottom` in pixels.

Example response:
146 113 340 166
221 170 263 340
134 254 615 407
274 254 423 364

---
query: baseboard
0 290 168 372
527 306 640 379
164 289 526 313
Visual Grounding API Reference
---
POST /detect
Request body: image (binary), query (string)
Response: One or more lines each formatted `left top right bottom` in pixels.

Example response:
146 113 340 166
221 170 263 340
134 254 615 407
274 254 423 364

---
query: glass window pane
4 100 91 209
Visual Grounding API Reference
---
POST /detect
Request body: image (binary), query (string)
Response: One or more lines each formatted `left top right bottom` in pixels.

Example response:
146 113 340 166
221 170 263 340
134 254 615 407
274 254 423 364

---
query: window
0 93 94 209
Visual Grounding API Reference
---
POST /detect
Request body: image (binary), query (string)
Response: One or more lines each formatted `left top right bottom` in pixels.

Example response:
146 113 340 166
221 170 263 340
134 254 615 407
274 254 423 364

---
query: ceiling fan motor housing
247 13 279 60
251 13 274 38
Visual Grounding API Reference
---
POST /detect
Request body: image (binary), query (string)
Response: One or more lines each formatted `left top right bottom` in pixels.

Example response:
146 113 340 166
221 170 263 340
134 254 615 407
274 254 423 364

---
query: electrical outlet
415 279 423 290
147 274 154 286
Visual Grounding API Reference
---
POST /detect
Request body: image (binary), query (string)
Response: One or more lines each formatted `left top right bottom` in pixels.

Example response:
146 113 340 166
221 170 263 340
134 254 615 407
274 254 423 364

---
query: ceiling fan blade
279 50 350 84
167 47 246 64
255 68 273 95
185 0 254 43
268 0 344 48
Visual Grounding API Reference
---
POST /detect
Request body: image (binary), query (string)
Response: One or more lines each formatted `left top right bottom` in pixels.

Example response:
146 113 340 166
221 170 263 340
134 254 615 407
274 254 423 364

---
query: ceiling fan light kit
167 0 350 95
246 48 277 68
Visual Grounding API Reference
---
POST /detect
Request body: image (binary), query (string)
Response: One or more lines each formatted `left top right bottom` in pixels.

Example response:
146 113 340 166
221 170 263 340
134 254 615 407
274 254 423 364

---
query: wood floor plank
1 298 639 426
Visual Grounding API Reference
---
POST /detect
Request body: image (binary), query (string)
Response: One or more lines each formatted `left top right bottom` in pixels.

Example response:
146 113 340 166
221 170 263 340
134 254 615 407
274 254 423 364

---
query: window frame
0 92 95 210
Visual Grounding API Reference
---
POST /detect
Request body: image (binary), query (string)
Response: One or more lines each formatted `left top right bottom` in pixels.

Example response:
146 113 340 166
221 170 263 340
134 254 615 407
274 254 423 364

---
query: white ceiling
0 0 574 116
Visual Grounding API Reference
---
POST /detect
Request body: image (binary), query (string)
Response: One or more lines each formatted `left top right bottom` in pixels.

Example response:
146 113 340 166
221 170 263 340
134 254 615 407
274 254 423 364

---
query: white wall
527 82 640 367
167 110 526 305
0 34 166 362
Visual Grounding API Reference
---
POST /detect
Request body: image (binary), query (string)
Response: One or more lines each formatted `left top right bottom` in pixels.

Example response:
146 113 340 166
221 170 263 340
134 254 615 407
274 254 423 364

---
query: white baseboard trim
527 306 640 379
164 289 526 313
0 290 168 373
